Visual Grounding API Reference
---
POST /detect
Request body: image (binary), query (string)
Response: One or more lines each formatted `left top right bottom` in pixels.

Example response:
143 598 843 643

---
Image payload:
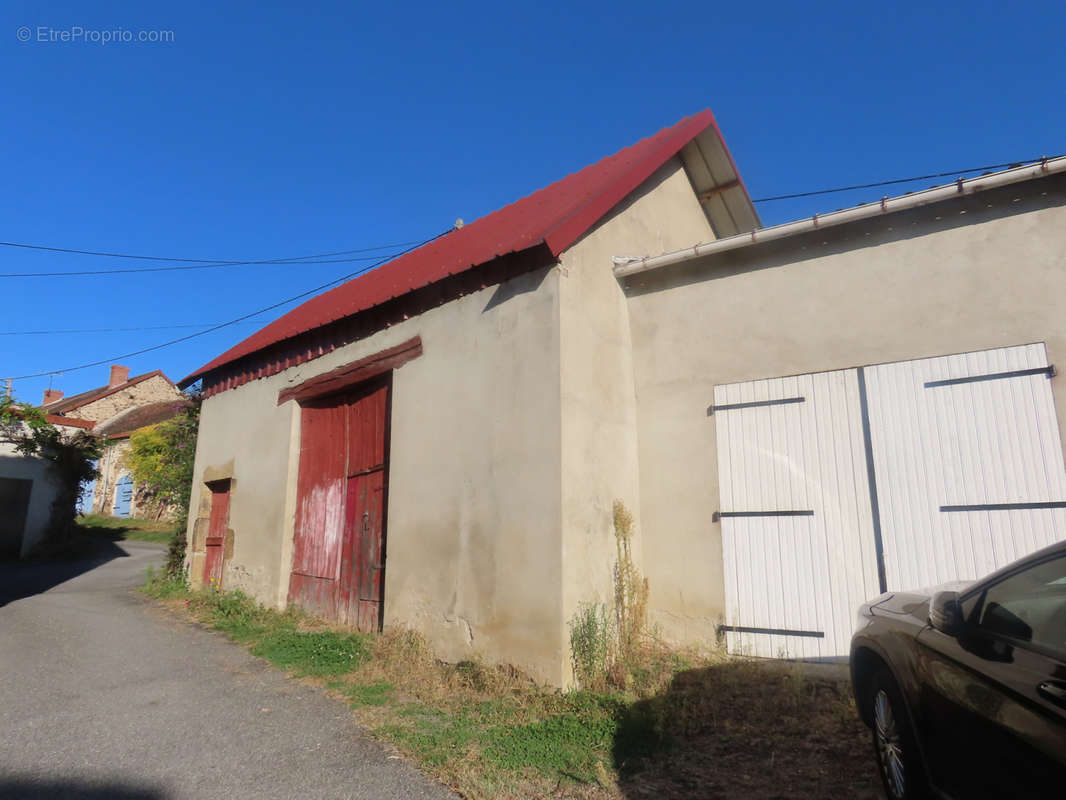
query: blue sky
2 0 1063 403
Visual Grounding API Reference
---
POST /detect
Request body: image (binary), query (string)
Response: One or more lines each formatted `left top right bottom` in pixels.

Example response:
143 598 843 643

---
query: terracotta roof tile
93 398 191 438
42 370 174 414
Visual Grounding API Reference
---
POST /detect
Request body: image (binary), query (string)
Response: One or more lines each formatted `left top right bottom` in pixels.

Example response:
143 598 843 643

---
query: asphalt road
0 540 456 800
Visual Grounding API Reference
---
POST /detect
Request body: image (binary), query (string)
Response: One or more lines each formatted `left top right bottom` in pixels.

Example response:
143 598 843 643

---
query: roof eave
613 156 1066 279
178 241 556 389
180 109 742 392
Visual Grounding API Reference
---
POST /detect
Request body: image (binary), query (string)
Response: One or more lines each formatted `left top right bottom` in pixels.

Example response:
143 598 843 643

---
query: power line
0 321 265 336
5 229 450 381
750 155 1057 203
0 238 423 263
0 251 409 277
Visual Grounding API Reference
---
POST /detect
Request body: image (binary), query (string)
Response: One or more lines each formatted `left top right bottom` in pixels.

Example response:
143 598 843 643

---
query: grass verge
77 513 176 544
142 573 881 799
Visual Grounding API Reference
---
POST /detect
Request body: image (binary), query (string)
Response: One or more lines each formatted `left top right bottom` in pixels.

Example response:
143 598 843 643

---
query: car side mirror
929 591 964 636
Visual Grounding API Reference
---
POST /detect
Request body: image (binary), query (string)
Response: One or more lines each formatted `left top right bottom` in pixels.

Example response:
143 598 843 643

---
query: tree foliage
123 393 201 575
0 396 104 549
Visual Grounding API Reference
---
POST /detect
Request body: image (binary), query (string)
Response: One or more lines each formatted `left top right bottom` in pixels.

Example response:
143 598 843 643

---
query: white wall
0 439 62 557
625 178 1066 645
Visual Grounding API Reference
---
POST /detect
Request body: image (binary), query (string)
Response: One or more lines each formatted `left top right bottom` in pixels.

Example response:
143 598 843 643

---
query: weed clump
485 712 616 780
569 602 611 691
612 502 649 679
344 681 394 707
142 565 189 598
207 588 274 641
568 500 667 695
252 629 371 676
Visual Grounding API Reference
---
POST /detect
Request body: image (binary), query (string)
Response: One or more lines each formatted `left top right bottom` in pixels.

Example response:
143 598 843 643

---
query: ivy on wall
0 396 104 550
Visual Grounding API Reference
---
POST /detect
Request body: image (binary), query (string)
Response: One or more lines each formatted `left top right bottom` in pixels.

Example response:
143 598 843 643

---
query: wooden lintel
699 179 741 202
277 336 422 405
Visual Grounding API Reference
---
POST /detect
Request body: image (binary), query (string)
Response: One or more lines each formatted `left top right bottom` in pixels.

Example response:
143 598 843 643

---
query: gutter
612 156 1066 279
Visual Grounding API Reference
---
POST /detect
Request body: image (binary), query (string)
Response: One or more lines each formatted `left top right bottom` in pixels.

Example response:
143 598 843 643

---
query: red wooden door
289 376 390 630
204 482 230 588
289 400 348 618
341 468 386 631
342 379 389 632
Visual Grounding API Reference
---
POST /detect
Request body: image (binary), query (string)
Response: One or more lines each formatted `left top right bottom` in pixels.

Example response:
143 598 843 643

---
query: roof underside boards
678 129 760 237
45 415 94 429
182 109 754 389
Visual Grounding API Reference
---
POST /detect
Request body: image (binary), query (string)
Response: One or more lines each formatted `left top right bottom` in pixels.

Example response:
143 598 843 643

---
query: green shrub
124 393 200 576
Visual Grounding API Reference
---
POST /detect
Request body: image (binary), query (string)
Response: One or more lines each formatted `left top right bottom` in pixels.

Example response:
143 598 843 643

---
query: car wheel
869 667 925 800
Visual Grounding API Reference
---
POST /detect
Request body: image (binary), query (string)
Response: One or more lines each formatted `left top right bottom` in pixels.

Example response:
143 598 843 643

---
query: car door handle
1037 681 1066 708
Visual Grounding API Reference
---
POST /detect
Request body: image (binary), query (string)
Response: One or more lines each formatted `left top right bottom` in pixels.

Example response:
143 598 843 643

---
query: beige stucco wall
189 263 566 683
624 177 1066 645
75 375 182 423
187 157 725 684
187 377 301 600
555 157 714 674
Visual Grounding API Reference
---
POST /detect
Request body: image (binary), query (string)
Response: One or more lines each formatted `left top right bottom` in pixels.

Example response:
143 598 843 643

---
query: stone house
42 365 185 518
178 110 1066 684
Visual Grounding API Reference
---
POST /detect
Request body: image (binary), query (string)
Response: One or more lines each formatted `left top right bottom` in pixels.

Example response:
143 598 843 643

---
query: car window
976 555 1066 660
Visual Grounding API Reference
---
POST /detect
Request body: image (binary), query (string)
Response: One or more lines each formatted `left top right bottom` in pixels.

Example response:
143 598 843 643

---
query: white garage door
713 343 1066 658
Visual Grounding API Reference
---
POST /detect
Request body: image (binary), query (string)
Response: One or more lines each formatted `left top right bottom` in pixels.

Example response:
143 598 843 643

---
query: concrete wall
189 263 565 683
624 174 1066 644
75 375 181 423
555 158 714 671
0 439 62 557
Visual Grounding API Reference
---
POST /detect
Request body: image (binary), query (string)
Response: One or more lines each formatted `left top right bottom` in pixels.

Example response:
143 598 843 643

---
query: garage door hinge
712 510 815 522
924 365 1055 388
707 396 805 415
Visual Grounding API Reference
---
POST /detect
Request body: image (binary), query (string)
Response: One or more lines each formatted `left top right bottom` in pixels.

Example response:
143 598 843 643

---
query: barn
180 110 1066 683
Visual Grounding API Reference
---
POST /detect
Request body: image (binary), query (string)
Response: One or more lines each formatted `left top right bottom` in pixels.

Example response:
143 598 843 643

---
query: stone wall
76 375 182 423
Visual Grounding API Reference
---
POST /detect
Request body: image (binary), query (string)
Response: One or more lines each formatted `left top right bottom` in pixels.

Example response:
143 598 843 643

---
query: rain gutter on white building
612 156 1066 279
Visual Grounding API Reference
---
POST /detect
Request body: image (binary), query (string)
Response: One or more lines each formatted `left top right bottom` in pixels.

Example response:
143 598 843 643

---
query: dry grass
143 576 881 799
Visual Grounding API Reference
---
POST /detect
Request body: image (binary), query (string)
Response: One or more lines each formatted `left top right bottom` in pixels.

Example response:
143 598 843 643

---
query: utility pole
3 378 10 398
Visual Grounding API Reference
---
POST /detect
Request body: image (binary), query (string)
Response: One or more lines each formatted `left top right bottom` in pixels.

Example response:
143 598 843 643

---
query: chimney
42 389 64 405
108 365 130 388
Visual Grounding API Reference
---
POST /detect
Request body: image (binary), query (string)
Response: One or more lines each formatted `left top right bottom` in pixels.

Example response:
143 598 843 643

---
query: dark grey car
850 540 1066 799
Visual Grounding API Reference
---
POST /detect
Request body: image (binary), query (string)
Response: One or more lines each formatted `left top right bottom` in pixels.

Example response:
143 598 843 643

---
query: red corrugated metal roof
183 110 717 387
